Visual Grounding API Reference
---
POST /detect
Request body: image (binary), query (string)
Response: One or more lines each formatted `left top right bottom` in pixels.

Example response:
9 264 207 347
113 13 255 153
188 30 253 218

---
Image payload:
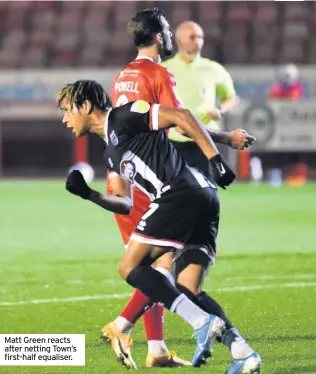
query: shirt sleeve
214 63 236 101
155 67 182 108
112 101 161 138
103 147 115 173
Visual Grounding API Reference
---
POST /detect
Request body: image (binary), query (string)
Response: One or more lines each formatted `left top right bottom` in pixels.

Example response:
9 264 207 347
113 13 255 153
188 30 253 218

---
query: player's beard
160 35 173 58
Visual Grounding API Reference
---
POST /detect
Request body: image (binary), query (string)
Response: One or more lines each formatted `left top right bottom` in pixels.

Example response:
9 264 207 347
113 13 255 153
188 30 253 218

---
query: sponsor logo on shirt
110 130 119 146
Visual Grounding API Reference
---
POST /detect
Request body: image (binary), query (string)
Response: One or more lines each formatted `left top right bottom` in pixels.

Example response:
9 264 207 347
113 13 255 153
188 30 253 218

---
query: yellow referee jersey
162 54 235 142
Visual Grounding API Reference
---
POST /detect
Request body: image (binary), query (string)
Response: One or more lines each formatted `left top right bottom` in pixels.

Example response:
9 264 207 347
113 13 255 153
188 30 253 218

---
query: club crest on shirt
120 160 137 183
110 130 119 146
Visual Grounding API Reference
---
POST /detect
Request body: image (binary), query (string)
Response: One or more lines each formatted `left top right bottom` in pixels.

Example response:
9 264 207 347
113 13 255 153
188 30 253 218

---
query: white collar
104 109 112 145
135 56 154 62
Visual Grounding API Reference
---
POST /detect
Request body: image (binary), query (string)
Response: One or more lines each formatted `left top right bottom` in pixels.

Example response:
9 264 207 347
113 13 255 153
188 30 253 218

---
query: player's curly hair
127 7 166 48
56 80 112 113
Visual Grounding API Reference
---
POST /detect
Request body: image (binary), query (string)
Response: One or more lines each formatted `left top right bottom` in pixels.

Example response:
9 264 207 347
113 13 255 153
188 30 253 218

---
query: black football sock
221 327 245 350
196 291 233 330
176 284 251 353
196 292 249 350
176 284 232 327
126 265 182 309
126 265 210 329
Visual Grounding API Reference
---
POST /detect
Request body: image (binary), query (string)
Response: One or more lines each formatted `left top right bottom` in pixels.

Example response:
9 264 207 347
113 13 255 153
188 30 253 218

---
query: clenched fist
230 129 256 150
66 170 92 199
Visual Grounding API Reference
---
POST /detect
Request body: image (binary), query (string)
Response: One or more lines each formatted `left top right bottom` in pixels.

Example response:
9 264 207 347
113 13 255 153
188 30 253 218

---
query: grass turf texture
0 181 315 374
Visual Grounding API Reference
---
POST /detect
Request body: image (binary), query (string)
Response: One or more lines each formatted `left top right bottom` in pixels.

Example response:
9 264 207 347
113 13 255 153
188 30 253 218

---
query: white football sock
114 316 134 335
170 294 209 329
231 338 254 359
155 267 175 286
148 340 168 356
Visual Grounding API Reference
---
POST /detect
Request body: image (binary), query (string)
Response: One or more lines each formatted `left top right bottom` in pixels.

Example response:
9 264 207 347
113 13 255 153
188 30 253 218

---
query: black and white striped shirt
104 101 215 201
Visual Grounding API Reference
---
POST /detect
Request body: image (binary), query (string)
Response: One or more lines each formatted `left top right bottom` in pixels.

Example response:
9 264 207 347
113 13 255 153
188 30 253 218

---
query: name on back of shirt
114 81 139 94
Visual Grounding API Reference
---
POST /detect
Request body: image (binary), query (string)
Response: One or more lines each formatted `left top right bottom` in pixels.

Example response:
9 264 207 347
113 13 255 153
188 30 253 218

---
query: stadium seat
2 30 25 48
31 10 56 30
0 0 312 66
307 43 316 63
57 12 82 31
280 39 305 64
168 2 192 27
5 7 26 28
222 22 250 63
252 43 277 64
283 22 308 39
79 46 104 66
29 31 52 48
197 1 223 24
23 47 47 68
0 48 21 68
254 2 278 22
113 2 137 28
60 1 86 11
52 49 77 67
226 2 253 22
284 2 308 21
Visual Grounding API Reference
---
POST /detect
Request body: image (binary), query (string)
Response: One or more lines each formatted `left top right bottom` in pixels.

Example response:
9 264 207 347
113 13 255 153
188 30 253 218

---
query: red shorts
106 171 150 246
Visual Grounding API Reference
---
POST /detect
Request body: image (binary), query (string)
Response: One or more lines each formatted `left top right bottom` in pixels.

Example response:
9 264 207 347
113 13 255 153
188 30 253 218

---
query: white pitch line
0 293 132 307
217 282 316 292
1 282 316 307
2 273 316 288
65 279 121 285
224 274 316 281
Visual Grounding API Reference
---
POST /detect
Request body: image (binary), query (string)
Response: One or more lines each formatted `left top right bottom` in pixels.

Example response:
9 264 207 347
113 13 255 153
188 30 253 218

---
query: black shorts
131 186 219 259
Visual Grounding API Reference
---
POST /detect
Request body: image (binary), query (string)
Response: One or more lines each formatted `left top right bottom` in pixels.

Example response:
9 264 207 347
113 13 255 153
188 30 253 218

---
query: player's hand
66 170 92 199
206 108 222 121
230 129 256 150
209 154 236 190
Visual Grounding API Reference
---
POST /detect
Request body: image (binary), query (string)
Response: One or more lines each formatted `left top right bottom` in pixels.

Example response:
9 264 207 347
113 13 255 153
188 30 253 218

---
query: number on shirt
141 203 159 221
116 94 129 107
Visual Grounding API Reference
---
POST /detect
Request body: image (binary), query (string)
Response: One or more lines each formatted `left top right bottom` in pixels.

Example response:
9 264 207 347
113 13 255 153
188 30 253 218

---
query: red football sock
143 303 164 341
120 289 152 324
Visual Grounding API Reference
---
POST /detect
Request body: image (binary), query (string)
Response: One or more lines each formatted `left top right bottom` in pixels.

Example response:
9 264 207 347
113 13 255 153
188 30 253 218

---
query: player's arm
154 105 236 188
203 128 255 150
118 101 217 158
89 172 132 214
175 116 255 150
204 64 238 121
122 101 236 189
65 170 133 215
215 64 238 114
216 93 238 116
154 105 219 159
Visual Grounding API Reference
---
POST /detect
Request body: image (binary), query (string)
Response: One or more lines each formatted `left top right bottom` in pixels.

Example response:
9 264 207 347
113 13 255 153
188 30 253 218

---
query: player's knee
153 252 173 272
118 259 133 280
187 284 201 295
177 279 201 295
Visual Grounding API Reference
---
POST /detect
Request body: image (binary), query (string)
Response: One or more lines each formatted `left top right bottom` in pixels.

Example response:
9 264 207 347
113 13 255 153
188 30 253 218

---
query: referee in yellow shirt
162 21 238 179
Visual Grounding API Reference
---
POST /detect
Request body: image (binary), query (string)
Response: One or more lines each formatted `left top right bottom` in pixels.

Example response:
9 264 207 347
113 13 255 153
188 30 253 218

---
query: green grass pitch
0 181 315 374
